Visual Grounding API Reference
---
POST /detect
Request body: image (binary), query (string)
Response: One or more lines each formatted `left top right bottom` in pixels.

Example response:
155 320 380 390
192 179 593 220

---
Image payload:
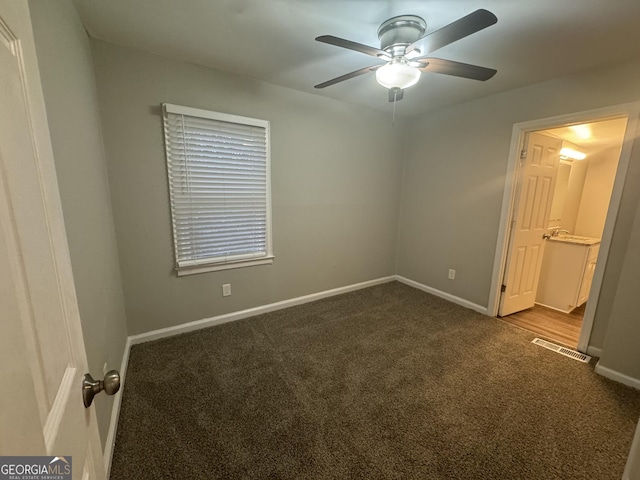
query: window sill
176 256 274 276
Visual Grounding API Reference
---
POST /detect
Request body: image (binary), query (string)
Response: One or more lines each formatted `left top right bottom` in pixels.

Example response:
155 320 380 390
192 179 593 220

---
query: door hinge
501 284 506 293
520 149 527 160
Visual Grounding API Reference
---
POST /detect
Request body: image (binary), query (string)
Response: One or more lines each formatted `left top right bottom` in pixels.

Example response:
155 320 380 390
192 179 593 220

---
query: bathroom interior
504 117 627 347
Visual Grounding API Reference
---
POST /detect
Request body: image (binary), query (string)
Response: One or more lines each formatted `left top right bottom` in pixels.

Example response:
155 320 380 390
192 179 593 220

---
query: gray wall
599 167 640 378
90 40 405 335
398 59 640 354
25 1 640 457
29 0 129 447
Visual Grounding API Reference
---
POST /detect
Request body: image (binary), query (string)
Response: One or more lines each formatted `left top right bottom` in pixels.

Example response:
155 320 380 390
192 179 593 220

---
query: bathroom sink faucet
551 228 570 237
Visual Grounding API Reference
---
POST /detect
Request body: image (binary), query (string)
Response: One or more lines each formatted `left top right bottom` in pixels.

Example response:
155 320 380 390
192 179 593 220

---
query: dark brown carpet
110 282 640 479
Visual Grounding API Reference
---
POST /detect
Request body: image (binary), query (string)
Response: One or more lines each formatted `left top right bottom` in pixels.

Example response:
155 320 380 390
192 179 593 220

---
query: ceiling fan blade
314 65 382 89
316 35 391 59
418 58 496 81
388 87 404 102
406 9 497 56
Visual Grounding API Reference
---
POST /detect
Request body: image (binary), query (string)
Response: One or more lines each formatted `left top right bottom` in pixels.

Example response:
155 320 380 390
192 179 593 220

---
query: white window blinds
162 104 272 273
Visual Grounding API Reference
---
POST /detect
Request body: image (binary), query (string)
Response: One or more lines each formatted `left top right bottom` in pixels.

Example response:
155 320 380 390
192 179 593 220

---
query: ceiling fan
314 9 498 102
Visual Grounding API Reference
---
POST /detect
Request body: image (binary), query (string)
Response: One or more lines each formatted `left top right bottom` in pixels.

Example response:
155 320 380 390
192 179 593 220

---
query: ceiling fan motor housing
377 15 426 56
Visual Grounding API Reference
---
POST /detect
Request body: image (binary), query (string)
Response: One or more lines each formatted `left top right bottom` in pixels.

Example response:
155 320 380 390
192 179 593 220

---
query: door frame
488 102 640 353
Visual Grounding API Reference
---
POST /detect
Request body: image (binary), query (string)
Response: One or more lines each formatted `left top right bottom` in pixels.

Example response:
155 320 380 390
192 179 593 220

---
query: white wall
90 40 405 335
574 146 621 238
398 58 640 356
28 0 129 446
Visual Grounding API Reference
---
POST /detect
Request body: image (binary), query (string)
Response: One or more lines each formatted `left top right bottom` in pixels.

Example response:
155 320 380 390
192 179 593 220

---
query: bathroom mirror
548 161 572 228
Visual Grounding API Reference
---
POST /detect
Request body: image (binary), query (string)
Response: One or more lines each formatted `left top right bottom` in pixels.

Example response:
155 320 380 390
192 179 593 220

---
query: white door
499 132 562 316
0 2 105 479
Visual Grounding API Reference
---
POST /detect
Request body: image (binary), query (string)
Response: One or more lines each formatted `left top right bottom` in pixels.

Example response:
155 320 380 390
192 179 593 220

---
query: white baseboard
586 346 602 358
534 301 572 314
595 362 640 390
394 275 488 315
103 336 132 478
623 420 640 480
103 273 484 472
96 275 640 476
128 276 396 345
104 276 394 470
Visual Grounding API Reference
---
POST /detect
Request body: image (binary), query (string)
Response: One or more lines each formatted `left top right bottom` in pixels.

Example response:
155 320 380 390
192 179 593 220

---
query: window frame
162 103 273 276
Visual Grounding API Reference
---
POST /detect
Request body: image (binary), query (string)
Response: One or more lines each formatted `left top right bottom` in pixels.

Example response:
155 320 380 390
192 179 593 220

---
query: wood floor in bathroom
501 303 585 349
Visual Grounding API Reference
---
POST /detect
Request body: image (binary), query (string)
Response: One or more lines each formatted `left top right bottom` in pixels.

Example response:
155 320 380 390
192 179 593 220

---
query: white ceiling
73 0 640 117
542 117 627 152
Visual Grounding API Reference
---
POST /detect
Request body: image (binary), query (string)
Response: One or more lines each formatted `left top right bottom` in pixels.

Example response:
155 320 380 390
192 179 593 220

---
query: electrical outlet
448 269 456 280
222 284 231 297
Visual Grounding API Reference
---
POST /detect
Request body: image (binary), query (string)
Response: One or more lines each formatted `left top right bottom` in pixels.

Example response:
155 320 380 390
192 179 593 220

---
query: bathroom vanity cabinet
535 236 600 313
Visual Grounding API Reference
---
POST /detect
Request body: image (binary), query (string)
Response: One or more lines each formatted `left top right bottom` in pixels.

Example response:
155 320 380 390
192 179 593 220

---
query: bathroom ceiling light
559 147 586 160
569 124 592 140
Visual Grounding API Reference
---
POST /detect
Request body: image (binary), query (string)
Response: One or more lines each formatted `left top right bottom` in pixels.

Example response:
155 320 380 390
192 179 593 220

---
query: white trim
534 301 572 314
488 102 640 352
578 108 639 351
129 276 396 345
97 273 633 476
104 276 394 470
586 346 602 358
101 274 487 470
177 256 274 276
0 15 17 55
103 337 132 478
163 103 268 129
103 276 393 469
487 122 527 318
394 275 488 315
595 362 640 390
43 367 76 454
623 419 640 480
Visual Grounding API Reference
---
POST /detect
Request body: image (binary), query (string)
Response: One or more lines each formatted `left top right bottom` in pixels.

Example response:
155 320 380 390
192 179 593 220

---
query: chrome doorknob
83 370 121 408
542 233 551 239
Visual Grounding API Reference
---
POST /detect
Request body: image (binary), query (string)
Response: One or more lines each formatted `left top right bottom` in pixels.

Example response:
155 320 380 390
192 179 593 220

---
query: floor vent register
532 338 591 363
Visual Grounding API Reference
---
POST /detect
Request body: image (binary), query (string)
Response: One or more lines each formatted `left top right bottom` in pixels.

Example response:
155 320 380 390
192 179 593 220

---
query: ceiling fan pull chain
392 89 397 126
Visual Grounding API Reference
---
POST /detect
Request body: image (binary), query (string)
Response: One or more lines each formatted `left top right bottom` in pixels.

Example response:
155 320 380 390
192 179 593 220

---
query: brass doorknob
82 370 121 408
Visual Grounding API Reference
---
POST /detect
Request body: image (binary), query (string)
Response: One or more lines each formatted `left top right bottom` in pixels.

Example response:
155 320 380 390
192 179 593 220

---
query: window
162 103 272 275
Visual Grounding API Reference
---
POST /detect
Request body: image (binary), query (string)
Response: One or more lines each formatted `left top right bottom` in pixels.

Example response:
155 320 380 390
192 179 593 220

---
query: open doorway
499 118 626 348
488 103 640 354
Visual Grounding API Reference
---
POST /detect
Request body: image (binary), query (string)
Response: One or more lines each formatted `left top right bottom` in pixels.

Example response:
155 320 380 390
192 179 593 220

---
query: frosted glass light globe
376 61 421 89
